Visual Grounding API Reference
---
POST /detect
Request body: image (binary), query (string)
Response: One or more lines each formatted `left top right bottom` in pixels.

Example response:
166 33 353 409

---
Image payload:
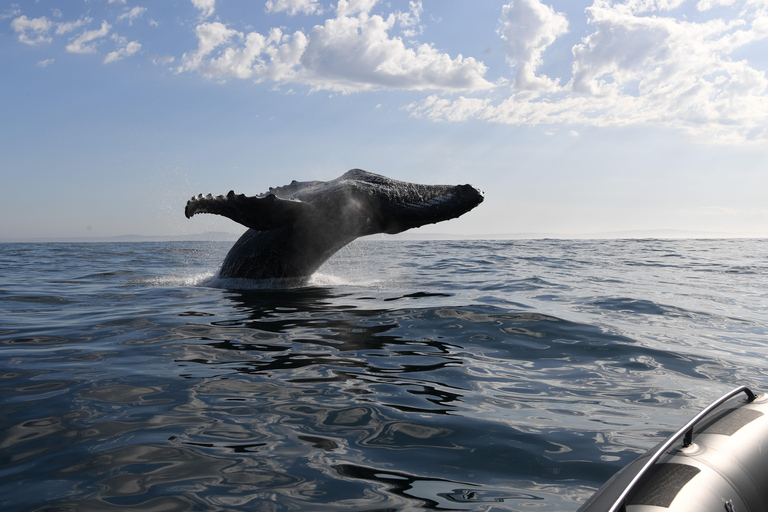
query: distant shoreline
2 230 767 243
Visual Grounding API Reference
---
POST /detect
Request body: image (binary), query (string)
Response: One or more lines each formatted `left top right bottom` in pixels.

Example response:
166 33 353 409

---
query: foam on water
198 272 387 290
131 272 217 287
202 274 303 290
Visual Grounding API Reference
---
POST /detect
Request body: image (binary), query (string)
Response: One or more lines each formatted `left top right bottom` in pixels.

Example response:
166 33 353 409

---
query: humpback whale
185 169 484 281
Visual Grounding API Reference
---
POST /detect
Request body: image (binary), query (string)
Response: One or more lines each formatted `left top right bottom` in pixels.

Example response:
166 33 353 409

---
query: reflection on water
2 299 620 510
2 240 768 511
335 464 544 509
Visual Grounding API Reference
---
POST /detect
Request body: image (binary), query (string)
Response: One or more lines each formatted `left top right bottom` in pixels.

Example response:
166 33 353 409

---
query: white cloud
192 0 215 19
569 1 768 129
11 0 767 143
300 9 492 91
0 6 22 21
395 1 423 37
177 4 493 92
265 0 323 15
150 54 175 66
260 30 308 81
177 22 243 75
406 95 491 121
409 0 768 143
10 14 107 52
117 7 147 25
104 35 141 63
697 0 738 10
336 0 377 17
499 0 568 91
55 17 91 35
11 15 53 45
66 21 111 54
37 58 54 68
177 23 306 80
624 0 686 12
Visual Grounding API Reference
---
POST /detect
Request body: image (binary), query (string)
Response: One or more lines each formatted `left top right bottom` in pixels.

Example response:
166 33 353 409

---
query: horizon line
2 229 768 243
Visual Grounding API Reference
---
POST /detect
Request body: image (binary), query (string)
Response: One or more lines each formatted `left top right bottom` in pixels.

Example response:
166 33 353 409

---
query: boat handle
607 385 756 512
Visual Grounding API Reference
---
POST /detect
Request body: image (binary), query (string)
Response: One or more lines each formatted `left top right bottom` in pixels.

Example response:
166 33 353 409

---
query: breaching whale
185 169 484 281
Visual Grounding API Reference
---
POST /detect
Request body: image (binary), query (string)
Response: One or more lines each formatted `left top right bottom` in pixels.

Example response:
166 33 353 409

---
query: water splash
196 271 386 290
130 272 216 287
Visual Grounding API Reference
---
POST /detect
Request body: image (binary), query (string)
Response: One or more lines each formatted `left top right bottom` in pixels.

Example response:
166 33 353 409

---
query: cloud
624 0 686 12
406 95 492 122
181 24 307 81
409 0 768 143
11 15 53 45
192 0 215 19
177 2 493 92
265 0 323 15
150 54 175 66
568 0 768 134
10 0 768 143
66 21 111 54
697 0 738 10
10 13 93 44
177 22 247 76
499 0 569 91
336 0 378 17
300 9 492 91
395 0 423 37
11 13 132 63
104 35 141 63
117 7 147 25
55 17 92 35
0 6 22 21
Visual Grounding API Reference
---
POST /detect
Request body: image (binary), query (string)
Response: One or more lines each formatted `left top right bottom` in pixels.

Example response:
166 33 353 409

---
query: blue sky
3 0 768 240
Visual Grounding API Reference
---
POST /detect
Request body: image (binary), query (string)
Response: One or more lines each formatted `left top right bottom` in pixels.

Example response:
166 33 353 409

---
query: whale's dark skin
185 169 484 281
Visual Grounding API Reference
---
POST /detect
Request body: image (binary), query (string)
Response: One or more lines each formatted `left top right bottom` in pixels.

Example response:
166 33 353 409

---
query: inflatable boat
579 386 768 512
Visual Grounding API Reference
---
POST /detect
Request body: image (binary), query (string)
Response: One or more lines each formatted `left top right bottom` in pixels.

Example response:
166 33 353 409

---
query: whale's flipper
185 191 316 231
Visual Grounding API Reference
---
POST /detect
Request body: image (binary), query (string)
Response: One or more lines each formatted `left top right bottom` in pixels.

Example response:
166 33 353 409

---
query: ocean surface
2 239 767 511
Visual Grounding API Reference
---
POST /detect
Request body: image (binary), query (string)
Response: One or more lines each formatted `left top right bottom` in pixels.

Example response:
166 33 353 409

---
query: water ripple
2 240 768 511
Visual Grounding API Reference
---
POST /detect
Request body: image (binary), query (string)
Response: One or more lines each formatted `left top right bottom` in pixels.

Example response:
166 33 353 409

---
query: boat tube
579 386 768 512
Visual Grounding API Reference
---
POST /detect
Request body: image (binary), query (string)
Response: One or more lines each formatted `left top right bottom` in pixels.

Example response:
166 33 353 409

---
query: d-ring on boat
579 386 768 512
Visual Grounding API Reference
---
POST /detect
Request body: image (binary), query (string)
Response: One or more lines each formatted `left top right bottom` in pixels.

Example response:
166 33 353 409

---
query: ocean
1 239 767 511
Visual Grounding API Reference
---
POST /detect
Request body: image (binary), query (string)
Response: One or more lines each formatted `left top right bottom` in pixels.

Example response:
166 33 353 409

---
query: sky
2 0 768 240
